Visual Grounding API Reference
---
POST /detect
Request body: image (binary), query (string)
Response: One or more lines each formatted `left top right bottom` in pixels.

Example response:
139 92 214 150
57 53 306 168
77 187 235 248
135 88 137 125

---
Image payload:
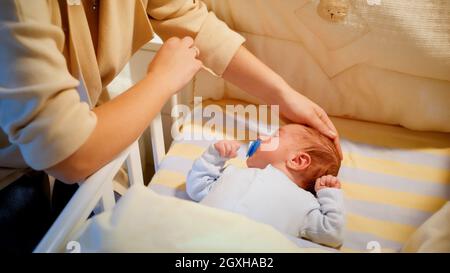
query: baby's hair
293 125 341 195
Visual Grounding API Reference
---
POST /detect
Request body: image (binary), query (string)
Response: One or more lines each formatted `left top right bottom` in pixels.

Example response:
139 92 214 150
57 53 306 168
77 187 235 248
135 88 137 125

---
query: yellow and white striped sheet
149 99 450 253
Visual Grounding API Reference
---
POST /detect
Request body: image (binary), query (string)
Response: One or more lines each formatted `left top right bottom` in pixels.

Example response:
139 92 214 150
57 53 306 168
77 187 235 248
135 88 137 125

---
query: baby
186 124 344 248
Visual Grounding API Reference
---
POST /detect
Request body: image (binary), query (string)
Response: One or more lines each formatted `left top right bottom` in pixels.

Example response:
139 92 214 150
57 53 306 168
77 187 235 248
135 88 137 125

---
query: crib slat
34 143 135 253
150 113 166 171
127 141 145 186
97 179 116 213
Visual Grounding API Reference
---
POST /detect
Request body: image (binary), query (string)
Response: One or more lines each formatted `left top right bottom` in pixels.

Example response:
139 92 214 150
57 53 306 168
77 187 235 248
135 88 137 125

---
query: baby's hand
315 175 341 192
214 140 241 159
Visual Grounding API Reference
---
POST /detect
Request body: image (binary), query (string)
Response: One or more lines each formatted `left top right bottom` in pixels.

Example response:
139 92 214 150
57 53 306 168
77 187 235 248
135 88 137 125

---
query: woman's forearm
222 46 291 105
46 74 172 183
46 36 203 183
222 45 342 159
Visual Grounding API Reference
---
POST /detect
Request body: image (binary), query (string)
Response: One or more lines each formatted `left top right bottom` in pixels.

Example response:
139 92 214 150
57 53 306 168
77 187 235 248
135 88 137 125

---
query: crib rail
34 141 144 253
34 37 172 252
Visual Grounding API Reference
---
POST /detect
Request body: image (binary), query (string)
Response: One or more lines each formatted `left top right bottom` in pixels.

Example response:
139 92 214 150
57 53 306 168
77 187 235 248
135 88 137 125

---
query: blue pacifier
246 139 262 158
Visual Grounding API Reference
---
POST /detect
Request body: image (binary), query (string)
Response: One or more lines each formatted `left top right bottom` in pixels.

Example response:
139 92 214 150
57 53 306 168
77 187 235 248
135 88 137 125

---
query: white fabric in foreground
72 185 325 252
402 202 450 253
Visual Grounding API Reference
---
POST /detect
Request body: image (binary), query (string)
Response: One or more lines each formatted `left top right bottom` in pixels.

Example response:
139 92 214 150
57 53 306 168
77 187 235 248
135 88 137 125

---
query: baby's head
246 124 341 193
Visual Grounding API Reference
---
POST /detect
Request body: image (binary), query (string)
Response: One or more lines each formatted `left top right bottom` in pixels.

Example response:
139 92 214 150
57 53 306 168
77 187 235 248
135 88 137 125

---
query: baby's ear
287 152 311 171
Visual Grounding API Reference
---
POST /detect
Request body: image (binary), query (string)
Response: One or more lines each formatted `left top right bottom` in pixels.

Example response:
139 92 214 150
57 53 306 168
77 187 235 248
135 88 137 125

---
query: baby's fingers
224 142 232 157
334 179 342 189
314 177 324 191
231 142 241 156
325 175 341 188
315 177 323 186
229 151 238 158
215 142 227 157
316 176 326 186
227 142 238 157
219 145 227 158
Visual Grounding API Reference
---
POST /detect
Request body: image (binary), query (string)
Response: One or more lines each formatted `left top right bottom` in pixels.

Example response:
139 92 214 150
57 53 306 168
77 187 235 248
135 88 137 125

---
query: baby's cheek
260 151 276 164
246 157 254 168
246 152 268 168
259 142 278 154
246 156 260 168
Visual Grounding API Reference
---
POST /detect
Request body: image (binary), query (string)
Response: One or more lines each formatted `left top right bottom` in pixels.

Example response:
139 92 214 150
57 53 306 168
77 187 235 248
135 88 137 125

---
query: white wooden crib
32 19 450 251
34 112 169 253
34 37 171 253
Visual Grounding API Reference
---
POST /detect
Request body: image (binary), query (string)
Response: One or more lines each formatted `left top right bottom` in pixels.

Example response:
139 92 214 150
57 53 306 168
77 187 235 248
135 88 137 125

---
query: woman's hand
278 90 343 160
147 36 203 95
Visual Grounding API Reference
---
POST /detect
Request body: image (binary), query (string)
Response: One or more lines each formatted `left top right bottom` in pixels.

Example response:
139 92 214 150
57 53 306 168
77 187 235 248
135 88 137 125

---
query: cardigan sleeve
0 0 97 170
146 0 246 76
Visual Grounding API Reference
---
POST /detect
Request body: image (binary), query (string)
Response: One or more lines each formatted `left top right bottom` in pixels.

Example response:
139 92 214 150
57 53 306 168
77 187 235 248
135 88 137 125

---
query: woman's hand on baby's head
315 175 341 192
214 140 241 159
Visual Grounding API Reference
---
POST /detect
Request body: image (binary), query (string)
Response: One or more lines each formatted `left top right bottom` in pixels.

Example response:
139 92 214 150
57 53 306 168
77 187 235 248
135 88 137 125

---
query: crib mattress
149 99 450 252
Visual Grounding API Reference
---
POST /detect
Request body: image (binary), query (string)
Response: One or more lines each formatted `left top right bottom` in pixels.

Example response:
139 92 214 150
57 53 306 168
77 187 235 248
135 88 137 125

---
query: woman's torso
0 0 154 188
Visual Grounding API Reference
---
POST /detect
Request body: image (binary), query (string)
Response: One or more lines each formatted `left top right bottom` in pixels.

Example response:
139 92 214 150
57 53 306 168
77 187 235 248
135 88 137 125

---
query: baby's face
246 124 307 169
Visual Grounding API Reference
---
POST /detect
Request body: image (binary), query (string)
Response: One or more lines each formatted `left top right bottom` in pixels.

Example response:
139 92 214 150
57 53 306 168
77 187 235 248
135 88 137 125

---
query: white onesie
186 144 345 248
